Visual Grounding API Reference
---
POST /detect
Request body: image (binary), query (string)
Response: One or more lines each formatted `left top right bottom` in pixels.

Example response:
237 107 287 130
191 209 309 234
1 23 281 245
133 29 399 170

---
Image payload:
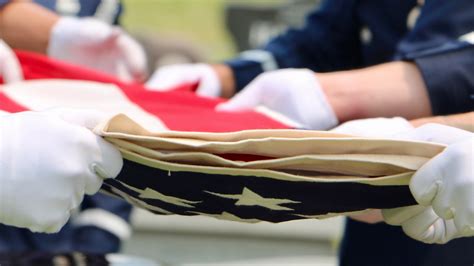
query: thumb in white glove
0 40 23 84
0 109 123 233
382 124 474 244
146 63 221 97
48 17 147 82
216 69 338 130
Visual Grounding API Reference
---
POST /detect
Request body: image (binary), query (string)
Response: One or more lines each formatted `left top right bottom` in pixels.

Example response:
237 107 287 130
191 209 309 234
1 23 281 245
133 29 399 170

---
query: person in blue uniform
146 0 474 265
0 0 147 82
32 0 123 25
0 0 142 254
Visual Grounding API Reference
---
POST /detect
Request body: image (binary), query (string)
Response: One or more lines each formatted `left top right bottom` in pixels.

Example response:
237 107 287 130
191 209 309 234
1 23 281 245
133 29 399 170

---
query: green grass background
121 0 283 61
121 0 234 61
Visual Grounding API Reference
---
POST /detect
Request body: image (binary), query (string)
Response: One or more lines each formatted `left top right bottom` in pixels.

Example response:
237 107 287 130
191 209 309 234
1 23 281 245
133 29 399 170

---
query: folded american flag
0 51 442 223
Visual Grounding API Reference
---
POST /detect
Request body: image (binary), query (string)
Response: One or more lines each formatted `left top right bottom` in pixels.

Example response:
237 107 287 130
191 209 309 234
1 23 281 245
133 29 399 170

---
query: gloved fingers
398 206 460 244
331 117 413 138
0 40 24 84
431 184 455 220
193 65 221 97
42 108 122 188
40 211 72 234
81 18 122 45
399 206 441 243
43 109 123 192
382 205 425 226
113 60 134 82
146 65 197 90
81 133 123 194
216 82 264 112
145 69 174 90
451 187 474 235
50 17 119 49
393 123 472 145
409 154 445 206
454 208 474 237
116 33 148 82
43 108 112 130
25 200 75 234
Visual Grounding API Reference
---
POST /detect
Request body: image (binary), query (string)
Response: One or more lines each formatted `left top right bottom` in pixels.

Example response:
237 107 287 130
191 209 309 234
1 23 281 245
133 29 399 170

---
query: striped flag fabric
0 51 437 223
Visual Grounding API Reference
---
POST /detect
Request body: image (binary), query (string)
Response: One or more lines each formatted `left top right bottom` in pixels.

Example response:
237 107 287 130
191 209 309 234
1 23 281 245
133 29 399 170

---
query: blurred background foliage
120 0 316 72
122 0 238 61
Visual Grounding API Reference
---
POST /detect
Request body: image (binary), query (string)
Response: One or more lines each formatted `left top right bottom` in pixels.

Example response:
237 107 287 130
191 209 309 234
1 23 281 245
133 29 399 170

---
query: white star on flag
205 187 300 211
140 188 201 208
119 181 200 208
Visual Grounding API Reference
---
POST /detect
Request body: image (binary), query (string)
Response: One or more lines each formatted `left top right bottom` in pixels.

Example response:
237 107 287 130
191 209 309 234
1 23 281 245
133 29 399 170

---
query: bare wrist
0 2 59 54
317 71 363 122
211 64 236 98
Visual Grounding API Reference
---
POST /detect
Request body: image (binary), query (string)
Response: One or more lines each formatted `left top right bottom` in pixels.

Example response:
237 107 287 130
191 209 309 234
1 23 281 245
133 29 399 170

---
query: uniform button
459 31 474 44
360 26 372 45
56 0 81 16
407 6 421 29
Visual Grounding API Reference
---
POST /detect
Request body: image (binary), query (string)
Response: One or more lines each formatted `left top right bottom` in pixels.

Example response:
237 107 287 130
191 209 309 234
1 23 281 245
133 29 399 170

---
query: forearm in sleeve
224 0 361 93
414 47 474 116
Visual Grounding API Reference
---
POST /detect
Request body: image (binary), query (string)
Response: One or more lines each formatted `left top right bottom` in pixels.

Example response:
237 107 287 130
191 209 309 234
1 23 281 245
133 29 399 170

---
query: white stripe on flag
1 79 168 131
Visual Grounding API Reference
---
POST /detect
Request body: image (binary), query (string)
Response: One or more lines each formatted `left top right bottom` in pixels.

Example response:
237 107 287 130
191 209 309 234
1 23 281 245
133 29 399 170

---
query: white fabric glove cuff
301 70 338 129
194 64 221 97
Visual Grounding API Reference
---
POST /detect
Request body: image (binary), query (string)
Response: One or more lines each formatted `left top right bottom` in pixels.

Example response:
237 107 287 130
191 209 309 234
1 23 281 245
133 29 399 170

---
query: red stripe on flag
0 92 28 113
7 51 291 132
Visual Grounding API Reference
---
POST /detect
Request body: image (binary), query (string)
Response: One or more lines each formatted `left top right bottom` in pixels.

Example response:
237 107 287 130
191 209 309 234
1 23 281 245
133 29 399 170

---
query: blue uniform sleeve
71 194 133 253
226 0 362 91
414 46 474 115
0 0 10 8
395 0 474 115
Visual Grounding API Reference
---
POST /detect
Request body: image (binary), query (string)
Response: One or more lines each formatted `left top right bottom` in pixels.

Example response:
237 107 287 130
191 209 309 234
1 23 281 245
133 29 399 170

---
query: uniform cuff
72 226 121 254
73 209 132 241
414 47 474 115
0 1 9 9
224 59 264 92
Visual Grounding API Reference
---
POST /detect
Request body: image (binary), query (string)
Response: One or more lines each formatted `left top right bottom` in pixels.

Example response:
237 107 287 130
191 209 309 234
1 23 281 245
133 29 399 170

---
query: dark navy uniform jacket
227 0 474 265
0 0 131 254
226 0 474 116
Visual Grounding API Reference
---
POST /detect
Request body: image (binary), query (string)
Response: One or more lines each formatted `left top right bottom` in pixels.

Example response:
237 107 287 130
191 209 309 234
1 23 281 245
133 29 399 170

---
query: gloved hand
0 109 123 233
0 40 23 84
331 117 415 224
48 17 147 82
216 69 338 130
331 117 414 137
146 64 221 97
382 124 474 244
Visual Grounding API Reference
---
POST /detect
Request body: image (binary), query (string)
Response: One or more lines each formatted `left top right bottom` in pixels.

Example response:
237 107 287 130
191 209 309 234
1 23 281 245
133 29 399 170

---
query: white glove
332 117 414 137
146 64 221 97
330 117 415 224
0 40 23 84
0 109 123 233
48 17 147 82
382 124 474 244
216 69 338 130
